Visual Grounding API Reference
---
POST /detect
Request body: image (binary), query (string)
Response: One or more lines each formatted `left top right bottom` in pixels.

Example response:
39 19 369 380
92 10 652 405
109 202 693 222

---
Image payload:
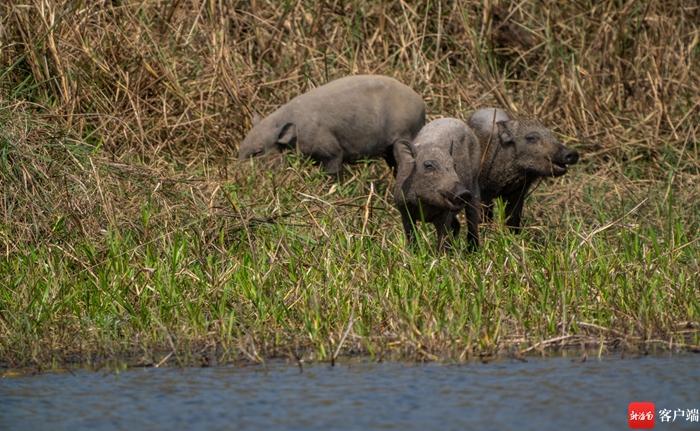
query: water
1 354 698 431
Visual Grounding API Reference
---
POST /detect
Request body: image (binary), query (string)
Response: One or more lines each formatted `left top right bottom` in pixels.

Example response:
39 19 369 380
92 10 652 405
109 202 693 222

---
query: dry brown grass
2 1 697 149
1 0 698 250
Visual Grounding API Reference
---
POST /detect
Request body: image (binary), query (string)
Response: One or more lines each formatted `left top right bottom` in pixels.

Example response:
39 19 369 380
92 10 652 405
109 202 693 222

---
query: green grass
1 144 698 368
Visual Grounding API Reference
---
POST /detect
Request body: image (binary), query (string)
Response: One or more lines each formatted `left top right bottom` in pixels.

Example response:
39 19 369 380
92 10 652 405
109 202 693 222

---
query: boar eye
525 133 540 144
423 160 438 171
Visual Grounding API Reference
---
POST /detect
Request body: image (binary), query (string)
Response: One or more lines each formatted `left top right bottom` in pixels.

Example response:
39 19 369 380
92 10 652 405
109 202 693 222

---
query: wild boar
394 118 481 250
238 75 426 175
467 108 579 230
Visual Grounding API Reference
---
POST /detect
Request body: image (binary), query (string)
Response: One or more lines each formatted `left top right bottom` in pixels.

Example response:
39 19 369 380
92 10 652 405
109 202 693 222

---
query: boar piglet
238 75 426 176
467 108 579 231
394 118 481 250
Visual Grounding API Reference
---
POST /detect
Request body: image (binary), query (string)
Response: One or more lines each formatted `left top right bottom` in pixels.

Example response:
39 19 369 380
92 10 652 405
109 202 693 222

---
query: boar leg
321 155 344 176
450 215 461 237
465 197 480 249
482 203 493 222
503 192 525 232
383 145 398 175
399 209 416 245
308 133 344 176
435 213 456 251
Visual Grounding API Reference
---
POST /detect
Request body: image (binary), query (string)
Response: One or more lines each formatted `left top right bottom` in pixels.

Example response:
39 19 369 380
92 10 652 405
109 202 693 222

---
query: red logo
629 402 656 429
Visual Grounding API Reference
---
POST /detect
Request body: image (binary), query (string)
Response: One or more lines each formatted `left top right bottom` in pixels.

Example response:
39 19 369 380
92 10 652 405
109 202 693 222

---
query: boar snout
550 146 580 176
239 148 263 159
561 148 579 165
441 184 471 209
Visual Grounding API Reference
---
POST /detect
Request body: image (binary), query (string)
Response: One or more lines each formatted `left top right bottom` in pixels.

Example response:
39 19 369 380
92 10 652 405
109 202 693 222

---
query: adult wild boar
467 108 579 230
394 118 481 250
238 75 426 175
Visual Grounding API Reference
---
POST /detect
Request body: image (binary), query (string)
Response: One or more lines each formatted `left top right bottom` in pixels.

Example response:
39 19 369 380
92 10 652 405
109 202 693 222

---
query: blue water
1 354 699 431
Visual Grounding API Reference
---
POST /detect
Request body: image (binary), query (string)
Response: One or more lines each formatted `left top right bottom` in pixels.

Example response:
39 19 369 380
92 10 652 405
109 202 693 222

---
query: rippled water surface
2 354 699 430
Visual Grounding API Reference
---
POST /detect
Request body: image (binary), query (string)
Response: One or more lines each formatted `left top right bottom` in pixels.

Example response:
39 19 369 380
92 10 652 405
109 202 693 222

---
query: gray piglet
467 108 579 230
394 118 481 250
239 75 426 175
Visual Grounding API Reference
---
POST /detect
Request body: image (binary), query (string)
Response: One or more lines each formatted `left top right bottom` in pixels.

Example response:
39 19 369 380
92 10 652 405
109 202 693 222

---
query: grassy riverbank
1 1 698 368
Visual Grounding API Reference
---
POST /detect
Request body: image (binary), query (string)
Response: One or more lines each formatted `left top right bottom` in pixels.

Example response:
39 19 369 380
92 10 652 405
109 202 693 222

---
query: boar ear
394 139 416 186
276 123 297 147
497 120 516 145
393 139 415 164
251 113 262 126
